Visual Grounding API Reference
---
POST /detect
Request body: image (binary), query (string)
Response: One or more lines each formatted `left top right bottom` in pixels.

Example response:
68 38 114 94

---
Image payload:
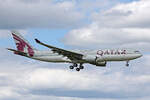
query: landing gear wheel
73 63 78 67
69 66 74 69
76 68 80 71
126 63 129 67
79 65 84 69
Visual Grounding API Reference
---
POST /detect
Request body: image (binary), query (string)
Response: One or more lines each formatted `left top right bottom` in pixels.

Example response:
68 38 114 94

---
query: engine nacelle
83 55 106 67
93 61 106 67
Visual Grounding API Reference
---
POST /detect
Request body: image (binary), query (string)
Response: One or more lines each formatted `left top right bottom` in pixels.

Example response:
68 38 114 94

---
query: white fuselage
31 49 142 63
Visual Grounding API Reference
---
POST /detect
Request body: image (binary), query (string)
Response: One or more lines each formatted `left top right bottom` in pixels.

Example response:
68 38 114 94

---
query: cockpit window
134 51 140 53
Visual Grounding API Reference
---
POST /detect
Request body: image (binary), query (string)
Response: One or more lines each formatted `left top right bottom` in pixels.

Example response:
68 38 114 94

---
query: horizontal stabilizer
7 48 28 57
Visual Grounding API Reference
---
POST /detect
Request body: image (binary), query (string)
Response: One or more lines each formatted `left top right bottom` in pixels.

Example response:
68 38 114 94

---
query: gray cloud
63 0 150 51
1 0 150 100
0 30 28 38
92 0 150 28
0 48 150 100
63 25 150 50
0 0 84 29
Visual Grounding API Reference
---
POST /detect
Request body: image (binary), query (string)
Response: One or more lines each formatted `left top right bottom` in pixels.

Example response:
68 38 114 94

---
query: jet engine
83 55 106 67
91 61 106 67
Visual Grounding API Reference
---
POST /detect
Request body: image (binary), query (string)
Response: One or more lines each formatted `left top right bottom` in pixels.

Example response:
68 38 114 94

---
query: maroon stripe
12 33 31 49
12 33 34 57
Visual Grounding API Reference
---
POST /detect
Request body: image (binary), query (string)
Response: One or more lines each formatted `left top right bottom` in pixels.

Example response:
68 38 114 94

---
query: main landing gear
126 61 129 67
69 63 84 71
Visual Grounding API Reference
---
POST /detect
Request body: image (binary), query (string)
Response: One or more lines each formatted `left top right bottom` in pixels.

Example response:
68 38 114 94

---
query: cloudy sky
0 0 150 100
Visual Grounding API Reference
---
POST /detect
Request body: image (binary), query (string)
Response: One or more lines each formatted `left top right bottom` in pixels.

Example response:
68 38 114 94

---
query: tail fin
11 30 35 57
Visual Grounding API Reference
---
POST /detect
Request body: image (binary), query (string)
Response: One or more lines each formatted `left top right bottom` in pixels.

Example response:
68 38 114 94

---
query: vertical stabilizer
11 31 35 57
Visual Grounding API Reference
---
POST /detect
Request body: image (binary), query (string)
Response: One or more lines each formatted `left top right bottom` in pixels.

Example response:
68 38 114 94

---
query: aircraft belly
33 56 71 63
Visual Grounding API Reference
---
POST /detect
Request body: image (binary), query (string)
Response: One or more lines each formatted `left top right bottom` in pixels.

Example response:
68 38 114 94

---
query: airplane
7 31 143 71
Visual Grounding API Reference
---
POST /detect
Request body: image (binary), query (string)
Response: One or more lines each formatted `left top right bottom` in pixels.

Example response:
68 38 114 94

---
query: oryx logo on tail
12 31 34 57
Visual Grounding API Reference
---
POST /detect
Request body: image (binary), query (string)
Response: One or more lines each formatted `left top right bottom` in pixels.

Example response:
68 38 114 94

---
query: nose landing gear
126 61 129 67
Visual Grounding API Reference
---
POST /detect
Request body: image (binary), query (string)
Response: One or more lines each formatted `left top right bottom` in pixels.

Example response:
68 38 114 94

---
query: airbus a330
7 31 143 71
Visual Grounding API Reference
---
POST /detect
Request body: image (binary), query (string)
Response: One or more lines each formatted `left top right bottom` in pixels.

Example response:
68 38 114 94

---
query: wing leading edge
35 39 83 60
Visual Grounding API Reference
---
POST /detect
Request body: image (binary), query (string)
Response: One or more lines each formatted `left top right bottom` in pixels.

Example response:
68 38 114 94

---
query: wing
35 39 83 60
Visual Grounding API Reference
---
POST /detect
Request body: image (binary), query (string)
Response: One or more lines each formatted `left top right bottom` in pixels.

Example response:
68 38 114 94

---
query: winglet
35 38 41 44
